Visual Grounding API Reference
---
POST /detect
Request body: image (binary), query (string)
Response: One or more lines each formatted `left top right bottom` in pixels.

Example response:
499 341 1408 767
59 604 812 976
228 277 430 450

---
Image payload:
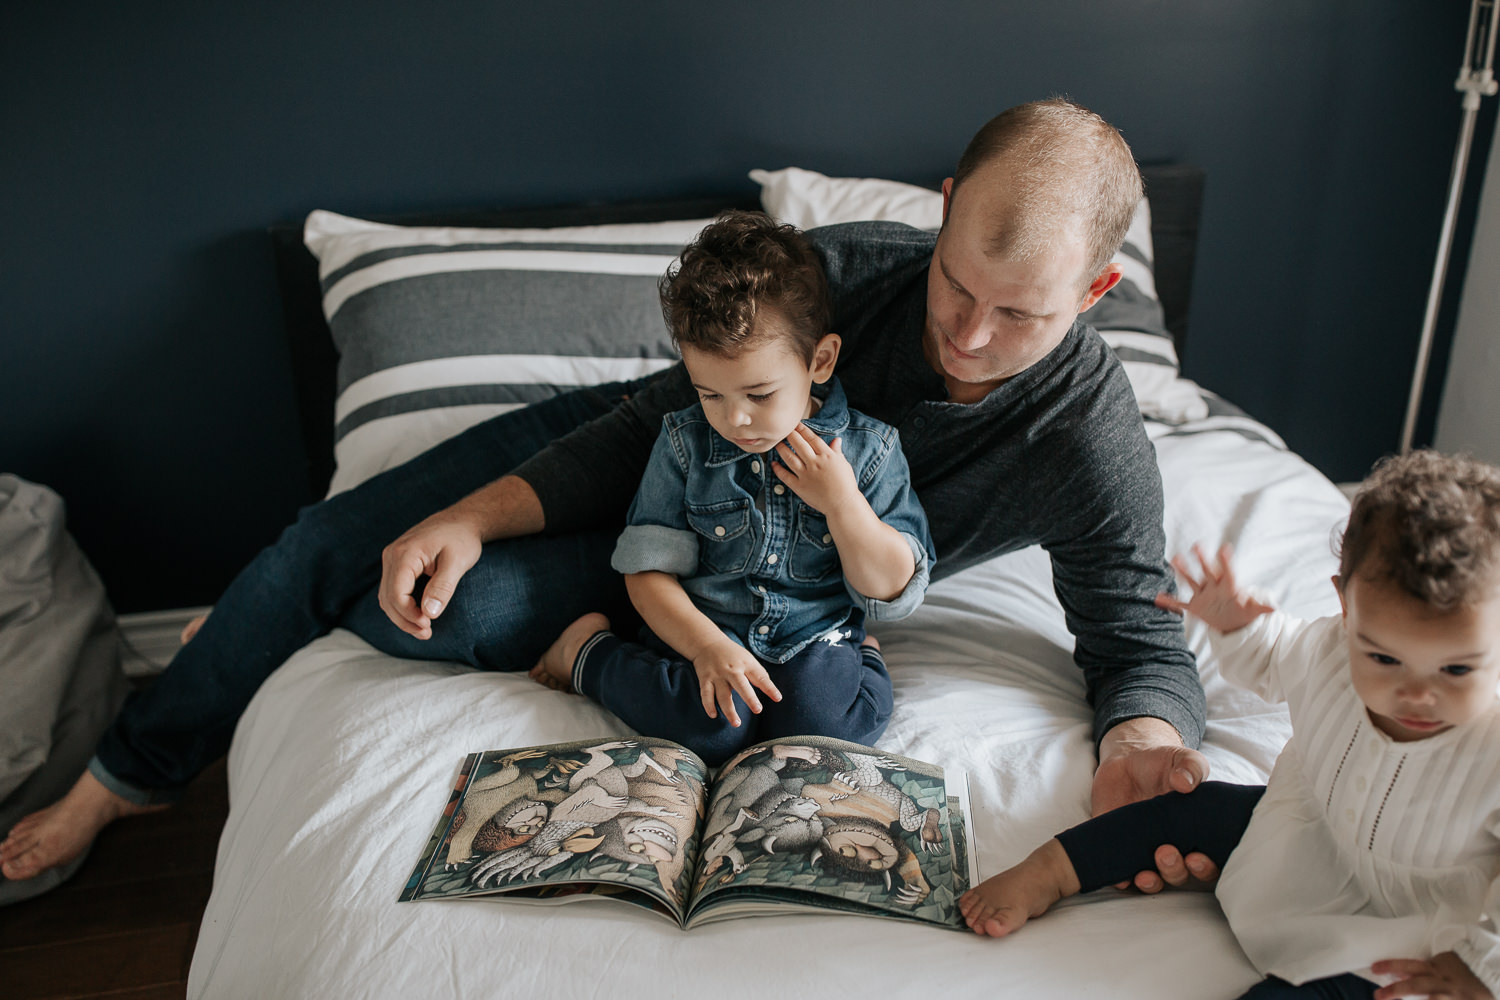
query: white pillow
748 167 944 231
750 166 1207 424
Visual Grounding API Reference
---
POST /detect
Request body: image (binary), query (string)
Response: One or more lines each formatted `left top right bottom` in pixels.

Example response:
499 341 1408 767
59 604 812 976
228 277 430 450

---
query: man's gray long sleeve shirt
513 221 1205 748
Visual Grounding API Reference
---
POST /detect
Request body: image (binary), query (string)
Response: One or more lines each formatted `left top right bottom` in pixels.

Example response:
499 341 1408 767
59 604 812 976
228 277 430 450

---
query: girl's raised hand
1154 543 1274 634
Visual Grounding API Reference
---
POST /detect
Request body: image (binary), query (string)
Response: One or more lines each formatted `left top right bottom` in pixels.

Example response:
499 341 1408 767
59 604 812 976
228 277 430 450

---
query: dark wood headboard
270 165 1204 498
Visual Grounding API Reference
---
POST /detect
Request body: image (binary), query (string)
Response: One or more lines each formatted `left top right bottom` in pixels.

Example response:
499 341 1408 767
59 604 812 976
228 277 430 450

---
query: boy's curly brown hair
1339 450 1500 610
659 210 830 363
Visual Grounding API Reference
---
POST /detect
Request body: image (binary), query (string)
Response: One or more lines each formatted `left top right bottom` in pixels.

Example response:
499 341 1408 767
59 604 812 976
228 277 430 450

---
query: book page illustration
401 738 707 913
689 737 966 927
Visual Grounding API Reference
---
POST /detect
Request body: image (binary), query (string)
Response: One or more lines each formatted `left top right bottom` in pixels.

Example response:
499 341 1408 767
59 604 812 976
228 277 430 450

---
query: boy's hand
1153 543 1274 634
771 424 860 515
1372 951 1492 999
692 640 782 728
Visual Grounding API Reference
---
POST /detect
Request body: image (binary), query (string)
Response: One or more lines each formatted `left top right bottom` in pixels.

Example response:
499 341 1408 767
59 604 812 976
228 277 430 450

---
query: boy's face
680 308 839 454
1340 571 1500 742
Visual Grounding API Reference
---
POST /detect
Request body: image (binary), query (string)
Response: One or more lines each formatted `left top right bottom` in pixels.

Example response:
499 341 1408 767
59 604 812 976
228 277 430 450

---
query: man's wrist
1098 716 1185 762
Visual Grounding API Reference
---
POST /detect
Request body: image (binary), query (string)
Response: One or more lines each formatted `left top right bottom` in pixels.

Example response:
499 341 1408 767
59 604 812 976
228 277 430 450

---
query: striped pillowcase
303 210 713 494
749 167 1205 423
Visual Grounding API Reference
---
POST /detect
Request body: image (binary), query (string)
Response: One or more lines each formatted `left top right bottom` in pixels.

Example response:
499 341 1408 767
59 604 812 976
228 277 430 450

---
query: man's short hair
660 210 830 364
951 98 1144 280
1339 450 1500 610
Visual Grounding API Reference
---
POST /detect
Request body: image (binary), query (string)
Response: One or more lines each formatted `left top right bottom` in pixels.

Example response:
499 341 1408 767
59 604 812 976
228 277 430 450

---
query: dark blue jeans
91 381 644 803
572 618 893 766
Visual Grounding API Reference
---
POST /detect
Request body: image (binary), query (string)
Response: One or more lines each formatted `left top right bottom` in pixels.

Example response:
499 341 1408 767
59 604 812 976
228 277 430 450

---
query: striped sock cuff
572 629 615 698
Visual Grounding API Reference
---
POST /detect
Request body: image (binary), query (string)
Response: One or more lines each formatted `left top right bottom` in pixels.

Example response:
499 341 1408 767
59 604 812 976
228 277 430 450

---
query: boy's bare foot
958 838 1082 938
528 612 611 693
0 770 167 881
860 634 880 652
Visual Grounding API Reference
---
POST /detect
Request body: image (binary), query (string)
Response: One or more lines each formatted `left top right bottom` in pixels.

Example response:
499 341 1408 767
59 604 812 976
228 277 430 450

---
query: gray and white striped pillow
303 210 713 495
749 167 1206 424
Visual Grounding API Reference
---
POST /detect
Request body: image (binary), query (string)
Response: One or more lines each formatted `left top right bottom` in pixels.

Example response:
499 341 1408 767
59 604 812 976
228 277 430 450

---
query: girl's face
1340 571 1500 742
680 309 839 454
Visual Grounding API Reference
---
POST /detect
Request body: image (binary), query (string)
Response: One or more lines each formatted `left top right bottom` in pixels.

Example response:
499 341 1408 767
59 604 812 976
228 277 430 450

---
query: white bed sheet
188 422 1350 999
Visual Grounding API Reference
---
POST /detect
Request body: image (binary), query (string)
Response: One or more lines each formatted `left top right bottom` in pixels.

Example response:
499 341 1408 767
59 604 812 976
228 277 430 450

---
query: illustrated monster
467 741 687 888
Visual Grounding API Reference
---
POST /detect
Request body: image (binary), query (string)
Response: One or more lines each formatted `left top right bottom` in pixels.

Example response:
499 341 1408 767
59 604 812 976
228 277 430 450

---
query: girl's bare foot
958 838 1082 937
0 771 167 881
528 613 611 693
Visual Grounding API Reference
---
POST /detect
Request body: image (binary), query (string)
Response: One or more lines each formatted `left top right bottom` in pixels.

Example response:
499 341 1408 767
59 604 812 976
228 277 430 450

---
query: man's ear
1078 263 1124 313
940 178 954 226
810 333 841 383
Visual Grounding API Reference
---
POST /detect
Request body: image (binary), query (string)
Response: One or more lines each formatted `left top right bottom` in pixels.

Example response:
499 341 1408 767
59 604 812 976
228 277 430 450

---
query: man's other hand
378 512 484 639
1092 717 1219 893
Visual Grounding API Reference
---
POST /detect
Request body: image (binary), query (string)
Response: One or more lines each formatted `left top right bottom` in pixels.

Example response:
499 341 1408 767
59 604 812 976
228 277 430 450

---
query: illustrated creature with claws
696 749 824 888
776 744 945 906
467 741 687 889
587 746 703 904
444 749 565 868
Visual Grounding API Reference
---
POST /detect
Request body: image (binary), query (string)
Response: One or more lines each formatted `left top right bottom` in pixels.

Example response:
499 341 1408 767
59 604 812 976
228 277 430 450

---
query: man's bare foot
958 838 1082 938
528 613 611 693
181 613 208 644
0 771 167 881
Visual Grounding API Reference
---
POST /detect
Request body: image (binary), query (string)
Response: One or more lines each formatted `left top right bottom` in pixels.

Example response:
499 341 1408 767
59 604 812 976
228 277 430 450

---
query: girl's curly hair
1339 450 1500 610
659 210 829 363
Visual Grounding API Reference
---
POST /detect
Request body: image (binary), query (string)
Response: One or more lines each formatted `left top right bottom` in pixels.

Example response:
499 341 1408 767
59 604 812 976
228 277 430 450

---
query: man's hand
1093 716 1218 893
1372 951 1492 999
771 424 860 514
692 640 782 728
378 511 485 639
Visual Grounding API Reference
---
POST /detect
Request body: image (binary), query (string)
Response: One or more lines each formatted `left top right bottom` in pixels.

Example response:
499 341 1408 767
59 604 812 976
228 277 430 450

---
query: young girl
529 211 934 766
959 450 1500 1000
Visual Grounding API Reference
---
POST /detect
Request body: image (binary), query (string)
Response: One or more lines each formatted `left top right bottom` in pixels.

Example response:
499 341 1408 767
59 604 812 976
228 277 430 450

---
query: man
1 99 1215 892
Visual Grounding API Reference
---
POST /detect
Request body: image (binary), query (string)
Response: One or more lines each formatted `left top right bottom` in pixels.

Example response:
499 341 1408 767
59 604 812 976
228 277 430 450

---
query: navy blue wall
2 2 1489 612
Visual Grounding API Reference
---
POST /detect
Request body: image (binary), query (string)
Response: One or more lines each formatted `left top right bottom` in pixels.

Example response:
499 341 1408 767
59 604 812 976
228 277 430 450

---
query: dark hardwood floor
0 758 229 999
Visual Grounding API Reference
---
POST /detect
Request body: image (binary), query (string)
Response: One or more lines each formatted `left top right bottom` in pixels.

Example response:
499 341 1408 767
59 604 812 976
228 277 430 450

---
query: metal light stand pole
1400 0 1499 455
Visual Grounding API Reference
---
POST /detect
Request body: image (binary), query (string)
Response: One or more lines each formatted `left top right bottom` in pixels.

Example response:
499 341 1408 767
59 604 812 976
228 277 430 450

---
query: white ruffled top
1211 613 1500 991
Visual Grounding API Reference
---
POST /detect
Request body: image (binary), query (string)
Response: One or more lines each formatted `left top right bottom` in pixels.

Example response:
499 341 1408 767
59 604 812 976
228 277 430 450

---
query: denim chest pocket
788 504 840 583
685 498 755 575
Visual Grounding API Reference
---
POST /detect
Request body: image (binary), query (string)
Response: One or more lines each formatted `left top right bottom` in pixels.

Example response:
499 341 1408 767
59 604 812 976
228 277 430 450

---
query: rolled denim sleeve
845 428 935 621
610 427 700 577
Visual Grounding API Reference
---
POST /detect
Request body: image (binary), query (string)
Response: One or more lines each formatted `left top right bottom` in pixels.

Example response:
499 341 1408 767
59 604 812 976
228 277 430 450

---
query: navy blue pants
1056 782 1375 1000
571 618 893 766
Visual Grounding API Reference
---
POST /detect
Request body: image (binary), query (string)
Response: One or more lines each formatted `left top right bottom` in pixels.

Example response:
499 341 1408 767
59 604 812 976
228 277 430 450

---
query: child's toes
980 906 1028 938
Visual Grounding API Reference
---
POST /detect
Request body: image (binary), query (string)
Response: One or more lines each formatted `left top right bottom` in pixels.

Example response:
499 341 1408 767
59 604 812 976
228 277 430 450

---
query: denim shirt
611 377 934 663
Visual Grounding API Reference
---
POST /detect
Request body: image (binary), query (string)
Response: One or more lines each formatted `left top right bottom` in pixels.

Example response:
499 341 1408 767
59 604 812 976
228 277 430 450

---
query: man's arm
378 366 697 638
1041 403 1218 891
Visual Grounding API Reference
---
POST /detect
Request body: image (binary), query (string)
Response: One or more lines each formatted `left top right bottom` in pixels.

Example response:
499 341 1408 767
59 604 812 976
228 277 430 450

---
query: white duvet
189 420 1350 999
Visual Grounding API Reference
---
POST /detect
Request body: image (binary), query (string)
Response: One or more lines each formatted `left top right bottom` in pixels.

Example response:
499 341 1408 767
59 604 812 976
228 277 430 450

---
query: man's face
924 169 1118 403
1341 571 1500 742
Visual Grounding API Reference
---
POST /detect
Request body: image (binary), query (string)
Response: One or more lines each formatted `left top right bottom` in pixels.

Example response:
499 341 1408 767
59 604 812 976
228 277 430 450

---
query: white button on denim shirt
609 377 935 663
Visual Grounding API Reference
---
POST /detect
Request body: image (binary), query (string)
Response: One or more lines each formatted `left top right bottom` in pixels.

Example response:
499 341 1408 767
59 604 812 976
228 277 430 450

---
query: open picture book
399 734 977 930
